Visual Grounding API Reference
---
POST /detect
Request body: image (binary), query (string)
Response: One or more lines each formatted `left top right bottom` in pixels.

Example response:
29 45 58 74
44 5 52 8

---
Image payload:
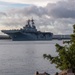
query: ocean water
0 40 64 75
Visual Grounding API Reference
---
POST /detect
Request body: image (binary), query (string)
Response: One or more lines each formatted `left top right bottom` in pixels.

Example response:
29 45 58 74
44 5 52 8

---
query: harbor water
0 40 64 75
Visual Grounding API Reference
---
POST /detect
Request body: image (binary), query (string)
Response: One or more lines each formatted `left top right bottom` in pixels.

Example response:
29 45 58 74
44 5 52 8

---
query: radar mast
27 19 31 27
31 18 34 26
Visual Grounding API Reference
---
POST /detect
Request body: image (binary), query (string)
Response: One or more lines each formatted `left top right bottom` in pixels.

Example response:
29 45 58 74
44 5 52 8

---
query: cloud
46 0 75 18
0 0 75 34
6 0 75 19
0 0 61 6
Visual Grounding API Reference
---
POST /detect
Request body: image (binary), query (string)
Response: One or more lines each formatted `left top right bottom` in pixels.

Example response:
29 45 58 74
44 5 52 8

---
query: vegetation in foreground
43 24 75 72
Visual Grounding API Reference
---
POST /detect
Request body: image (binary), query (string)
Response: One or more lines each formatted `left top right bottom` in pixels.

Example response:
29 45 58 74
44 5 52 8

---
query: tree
43 24 75 71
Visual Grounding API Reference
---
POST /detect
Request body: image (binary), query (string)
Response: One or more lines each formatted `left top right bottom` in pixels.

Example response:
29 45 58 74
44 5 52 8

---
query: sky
0 0 75 34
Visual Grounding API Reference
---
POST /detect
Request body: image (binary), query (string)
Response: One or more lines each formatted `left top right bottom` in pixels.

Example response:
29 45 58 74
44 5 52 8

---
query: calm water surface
0 40 64 75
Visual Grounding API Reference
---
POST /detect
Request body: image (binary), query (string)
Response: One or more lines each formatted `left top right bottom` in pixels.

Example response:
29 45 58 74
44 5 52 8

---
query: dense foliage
43 24 75 70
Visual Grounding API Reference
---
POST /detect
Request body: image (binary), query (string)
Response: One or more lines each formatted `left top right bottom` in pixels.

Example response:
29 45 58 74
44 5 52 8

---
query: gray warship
1 19 53 41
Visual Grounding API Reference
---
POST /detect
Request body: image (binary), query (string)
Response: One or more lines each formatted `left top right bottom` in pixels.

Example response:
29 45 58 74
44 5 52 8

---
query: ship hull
2 30 53 41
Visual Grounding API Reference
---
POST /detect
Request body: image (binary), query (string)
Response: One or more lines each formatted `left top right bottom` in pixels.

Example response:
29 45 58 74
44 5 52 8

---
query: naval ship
1 19 53 41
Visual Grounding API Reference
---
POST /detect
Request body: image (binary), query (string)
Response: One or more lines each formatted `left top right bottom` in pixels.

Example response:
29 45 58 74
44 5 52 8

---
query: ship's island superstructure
1 19 53 41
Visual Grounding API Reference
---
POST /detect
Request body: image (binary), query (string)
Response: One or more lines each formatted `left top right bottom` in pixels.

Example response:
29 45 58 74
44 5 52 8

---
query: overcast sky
0 0 74 34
